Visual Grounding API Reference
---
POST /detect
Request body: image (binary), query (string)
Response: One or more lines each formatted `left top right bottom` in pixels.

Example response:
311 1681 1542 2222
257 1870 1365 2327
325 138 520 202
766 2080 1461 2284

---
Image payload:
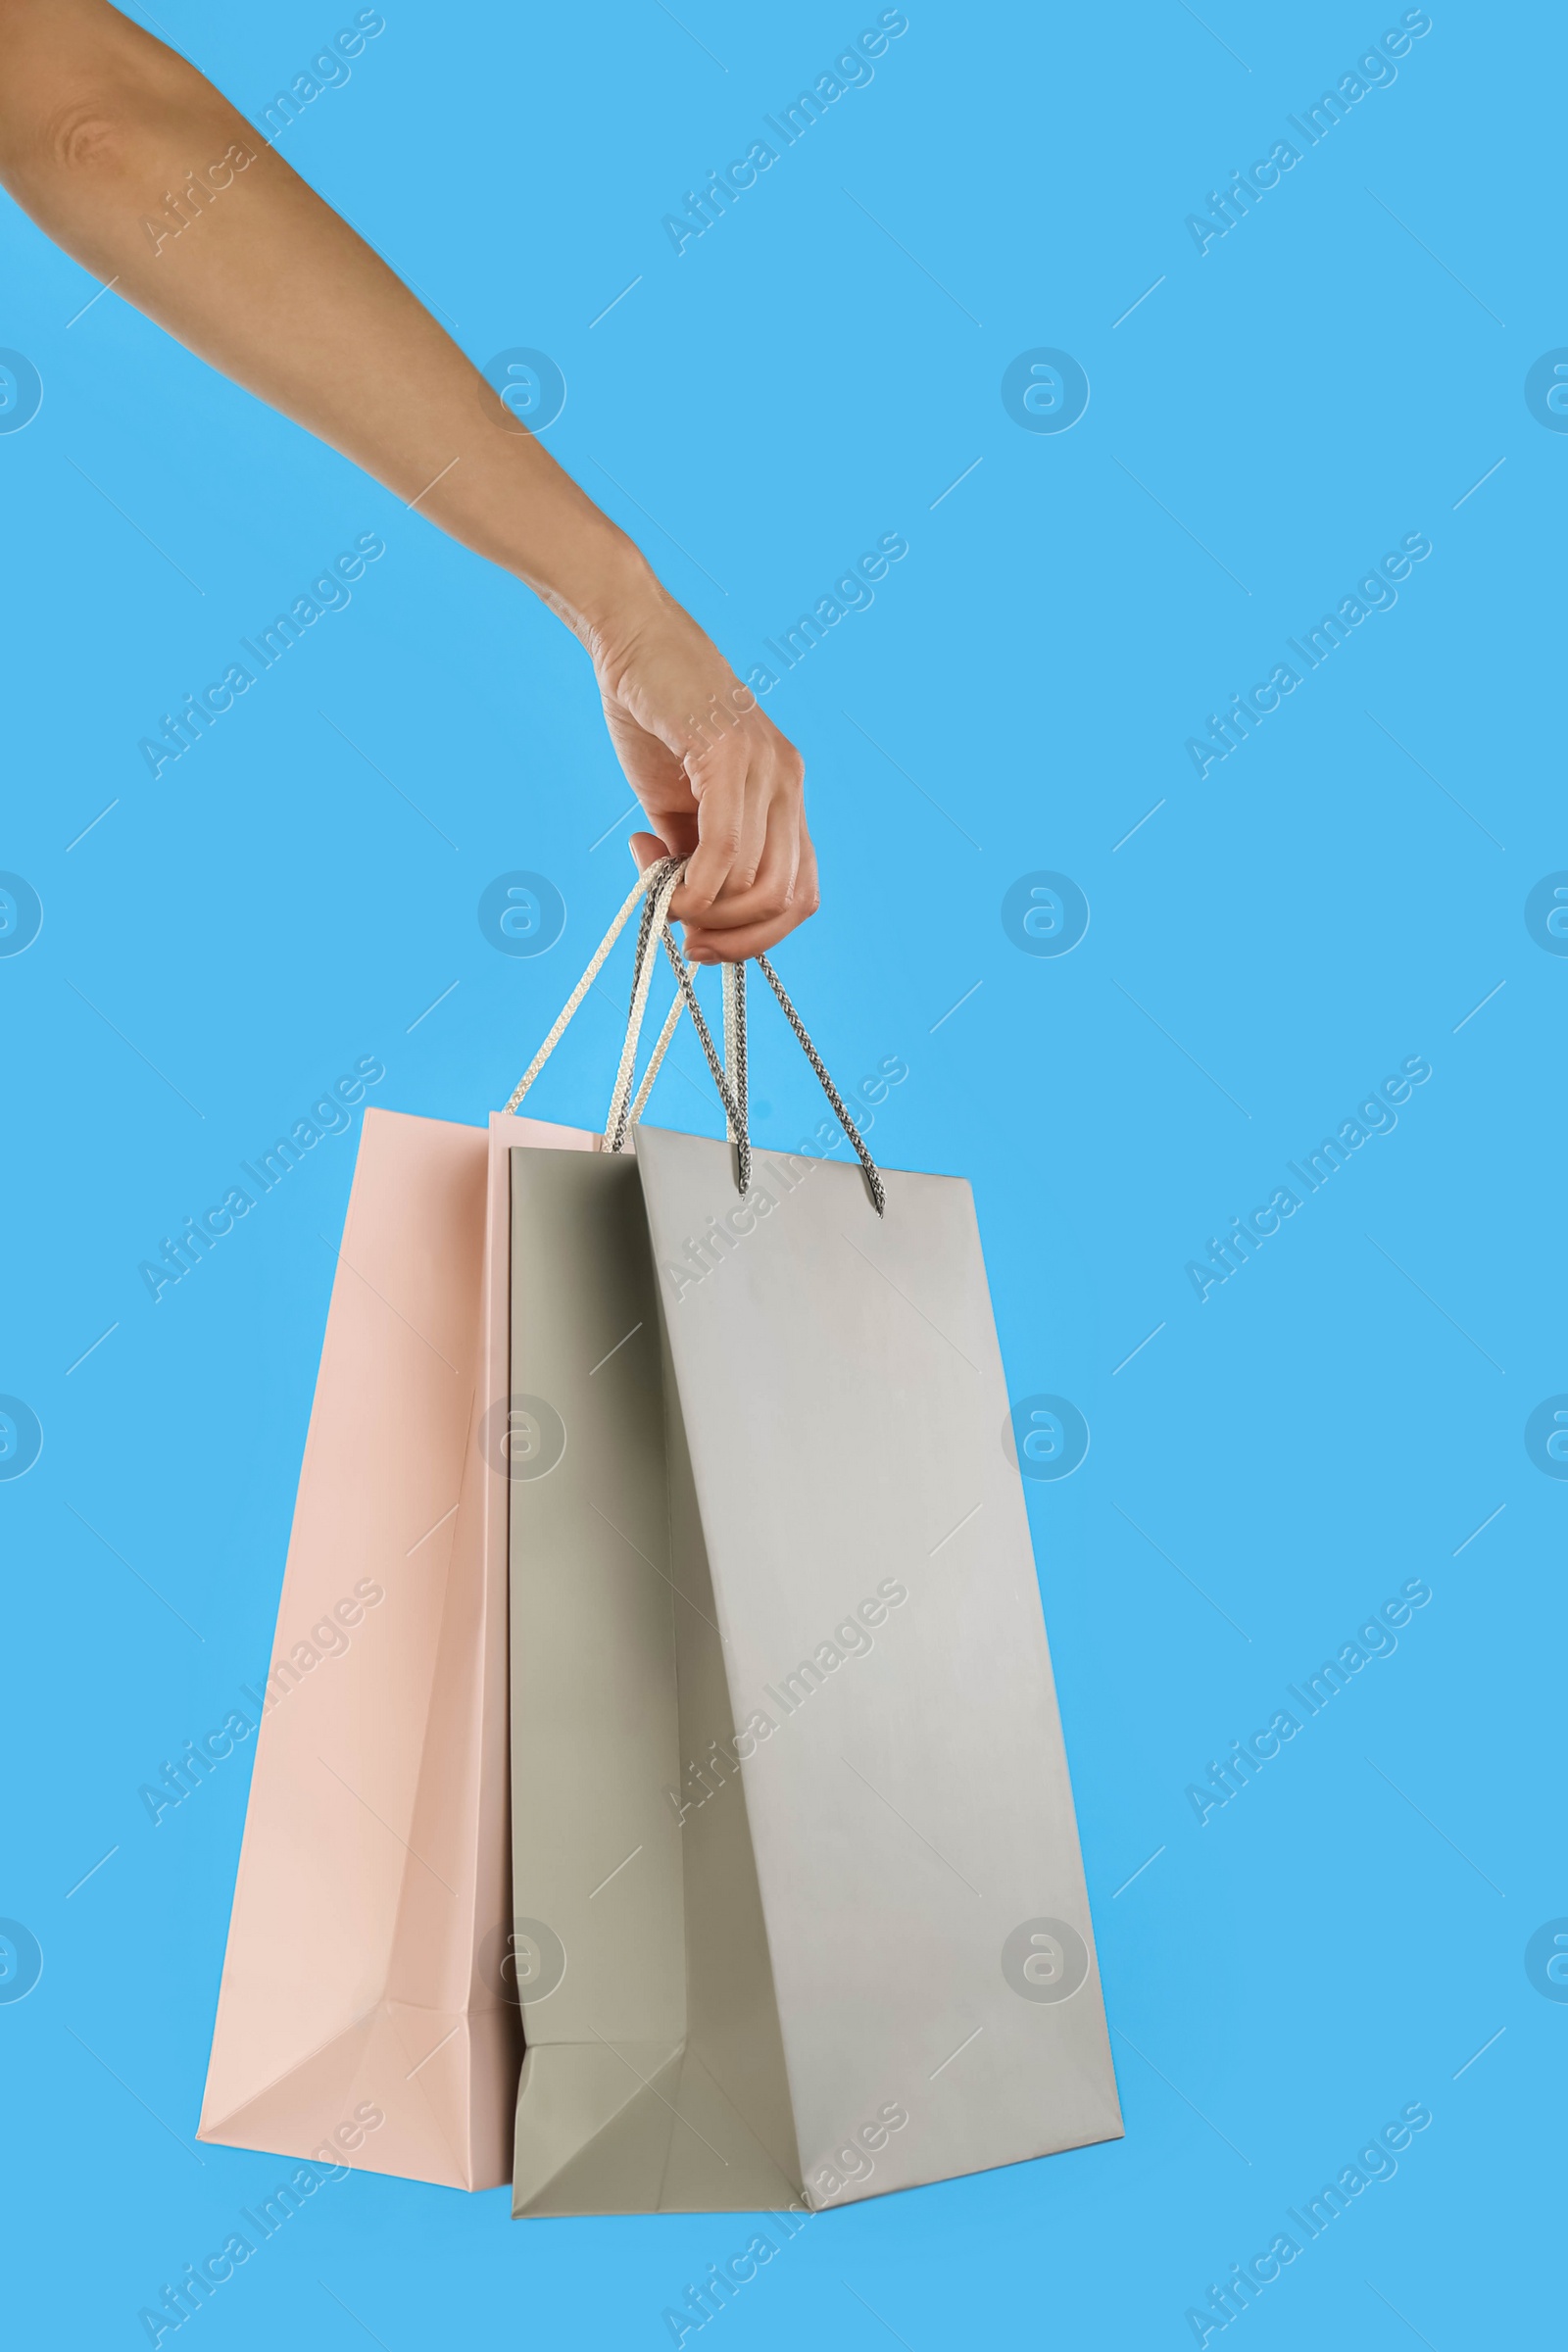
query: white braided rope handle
612 853 694 1136
603 859 685 1149
626 971 685 1129
501 856 684 1128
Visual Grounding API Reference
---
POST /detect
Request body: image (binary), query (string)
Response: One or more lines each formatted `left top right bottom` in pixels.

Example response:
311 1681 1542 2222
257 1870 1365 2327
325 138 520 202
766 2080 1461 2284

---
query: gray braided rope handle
649 924 748 1174
624 855 676 1033
754 950 886 1216
642 917 884 1217
722 958 751 1198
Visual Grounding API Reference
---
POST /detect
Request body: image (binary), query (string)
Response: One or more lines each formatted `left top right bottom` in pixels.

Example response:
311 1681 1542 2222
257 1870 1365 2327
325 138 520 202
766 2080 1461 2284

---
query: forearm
0 0 814 956
0 0 652 644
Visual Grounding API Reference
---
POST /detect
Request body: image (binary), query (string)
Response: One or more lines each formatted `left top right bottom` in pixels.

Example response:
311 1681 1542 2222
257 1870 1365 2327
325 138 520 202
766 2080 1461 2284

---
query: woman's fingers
674 734 750 918
595 609 816 959
633 799 810 962
681 796 802 935
662 726 808 958
681 818 816 961
681 899 817 961
627 829 670 874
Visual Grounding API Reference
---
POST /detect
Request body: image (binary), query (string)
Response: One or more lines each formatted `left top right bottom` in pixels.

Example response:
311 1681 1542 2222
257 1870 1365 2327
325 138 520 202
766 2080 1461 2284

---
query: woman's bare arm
0 0 815 958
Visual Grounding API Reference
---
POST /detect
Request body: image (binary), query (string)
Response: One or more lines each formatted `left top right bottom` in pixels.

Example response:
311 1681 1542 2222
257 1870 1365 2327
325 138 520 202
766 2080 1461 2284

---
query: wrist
436 429 660 649
542 516 660 651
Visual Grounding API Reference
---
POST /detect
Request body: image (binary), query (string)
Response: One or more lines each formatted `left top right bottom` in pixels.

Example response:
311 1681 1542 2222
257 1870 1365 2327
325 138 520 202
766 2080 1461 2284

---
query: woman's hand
0 0 822 966
587 582 817 963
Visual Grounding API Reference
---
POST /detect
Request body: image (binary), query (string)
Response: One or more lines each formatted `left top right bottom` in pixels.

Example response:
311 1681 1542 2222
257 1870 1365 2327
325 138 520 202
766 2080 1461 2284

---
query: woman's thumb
628 830 670 873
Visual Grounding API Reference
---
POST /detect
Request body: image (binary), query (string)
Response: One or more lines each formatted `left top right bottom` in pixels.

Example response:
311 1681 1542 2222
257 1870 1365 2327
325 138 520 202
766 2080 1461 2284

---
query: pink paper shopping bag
198 1099 590 2187
199 860 748 2186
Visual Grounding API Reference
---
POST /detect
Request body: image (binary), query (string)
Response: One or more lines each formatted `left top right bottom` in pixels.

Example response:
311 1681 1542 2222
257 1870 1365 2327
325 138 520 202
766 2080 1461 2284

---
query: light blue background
2 2 1559 2343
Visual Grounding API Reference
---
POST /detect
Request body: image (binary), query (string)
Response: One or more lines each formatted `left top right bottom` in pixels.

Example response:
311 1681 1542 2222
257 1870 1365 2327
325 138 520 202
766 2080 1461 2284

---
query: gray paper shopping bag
499 865 1121 2217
